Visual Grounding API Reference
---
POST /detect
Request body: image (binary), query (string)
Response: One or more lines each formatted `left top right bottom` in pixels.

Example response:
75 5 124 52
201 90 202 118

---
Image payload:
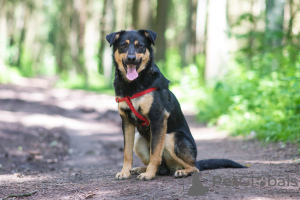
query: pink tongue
126 65 138 81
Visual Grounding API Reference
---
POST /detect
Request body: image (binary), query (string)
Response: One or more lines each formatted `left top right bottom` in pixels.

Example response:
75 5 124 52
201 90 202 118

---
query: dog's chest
117 93 153 124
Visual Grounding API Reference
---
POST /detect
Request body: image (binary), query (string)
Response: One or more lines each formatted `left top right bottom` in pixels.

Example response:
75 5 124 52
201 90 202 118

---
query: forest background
0 0 299 145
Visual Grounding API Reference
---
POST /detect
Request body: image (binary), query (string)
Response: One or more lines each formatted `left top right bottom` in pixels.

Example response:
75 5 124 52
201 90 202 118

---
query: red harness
115 88 157 126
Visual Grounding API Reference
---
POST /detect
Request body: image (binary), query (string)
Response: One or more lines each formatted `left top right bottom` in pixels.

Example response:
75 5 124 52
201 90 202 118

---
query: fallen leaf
85 193 96 199
49 140 58 147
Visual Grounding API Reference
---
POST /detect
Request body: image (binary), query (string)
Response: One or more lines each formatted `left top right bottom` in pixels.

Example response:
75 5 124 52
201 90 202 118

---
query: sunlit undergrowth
196 49 300 143
198 66 299 142
0 67 23 84
55 72 114 95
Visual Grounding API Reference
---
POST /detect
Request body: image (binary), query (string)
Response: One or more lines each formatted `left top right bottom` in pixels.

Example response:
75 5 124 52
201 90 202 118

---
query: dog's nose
127 55 136 62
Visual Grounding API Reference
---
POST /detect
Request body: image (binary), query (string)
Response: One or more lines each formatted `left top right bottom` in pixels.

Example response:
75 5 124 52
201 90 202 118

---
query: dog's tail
195 159 247 171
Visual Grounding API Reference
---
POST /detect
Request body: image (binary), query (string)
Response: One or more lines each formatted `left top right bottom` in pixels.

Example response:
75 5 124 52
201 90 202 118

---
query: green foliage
0 67 23 84
157 49 206 106
56 72 114 95
197 46 300 143
158 49 205 87
158 49 182 85
19 50 34 77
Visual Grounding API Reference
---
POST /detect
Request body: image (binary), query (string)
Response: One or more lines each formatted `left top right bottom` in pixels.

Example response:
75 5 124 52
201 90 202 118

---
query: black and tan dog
106 30 246 180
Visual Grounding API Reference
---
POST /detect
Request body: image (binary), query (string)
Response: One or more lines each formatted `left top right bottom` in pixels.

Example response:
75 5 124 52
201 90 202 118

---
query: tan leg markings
164 133 199 178
115 121 135 180
137 112 169 180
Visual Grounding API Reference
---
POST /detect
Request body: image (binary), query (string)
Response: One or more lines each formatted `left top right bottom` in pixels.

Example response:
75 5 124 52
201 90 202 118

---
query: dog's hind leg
163 133 199 178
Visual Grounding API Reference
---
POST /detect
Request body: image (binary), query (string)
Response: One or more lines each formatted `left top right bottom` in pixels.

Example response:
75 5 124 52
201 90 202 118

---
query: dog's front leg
137 112 168 180
115 118 135 180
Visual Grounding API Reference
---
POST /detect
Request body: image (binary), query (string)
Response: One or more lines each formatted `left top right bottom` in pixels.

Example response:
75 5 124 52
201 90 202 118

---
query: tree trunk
98 0 115 82
16 2 29 69
180 0 193 67
205 0 229 83
132 0 153 29
77 0 88 87
0 0 7 72
98 0 107 75
72 0 88 87
285 0 295 45
55 0 72 75
115 0 127 30
265 0 286 47
155 0 170 62
195 0 208 54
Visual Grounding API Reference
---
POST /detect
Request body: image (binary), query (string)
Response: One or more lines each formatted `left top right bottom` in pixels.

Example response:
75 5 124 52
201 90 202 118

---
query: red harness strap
115 88 157 126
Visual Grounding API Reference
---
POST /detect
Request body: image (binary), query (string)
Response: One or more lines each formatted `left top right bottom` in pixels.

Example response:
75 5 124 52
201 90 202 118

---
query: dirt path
0 77 299 199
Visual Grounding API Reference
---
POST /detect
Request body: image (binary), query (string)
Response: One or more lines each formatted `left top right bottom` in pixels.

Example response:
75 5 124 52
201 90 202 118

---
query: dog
106 30 246 180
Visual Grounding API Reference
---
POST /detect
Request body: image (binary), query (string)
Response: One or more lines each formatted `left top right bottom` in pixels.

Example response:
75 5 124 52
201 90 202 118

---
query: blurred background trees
0 0 299 143
1 0 299 84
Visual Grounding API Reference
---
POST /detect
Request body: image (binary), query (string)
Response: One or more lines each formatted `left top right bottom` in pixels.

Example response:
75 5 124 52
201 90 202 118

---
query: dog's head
106 30 157 81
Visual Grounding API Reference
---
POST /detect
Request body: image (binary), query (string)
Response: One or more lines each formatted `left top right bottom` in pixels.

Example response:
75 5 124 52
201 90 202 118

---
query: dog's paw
131 167 147 175
115 170 131 180
136 172 155 180
174 170 189 178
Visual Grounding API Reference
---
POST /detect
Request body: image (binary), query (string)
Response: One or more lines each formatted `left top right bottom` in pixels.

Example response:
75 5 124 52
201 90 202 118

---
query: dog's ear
139 30 157 45
106 30 125 47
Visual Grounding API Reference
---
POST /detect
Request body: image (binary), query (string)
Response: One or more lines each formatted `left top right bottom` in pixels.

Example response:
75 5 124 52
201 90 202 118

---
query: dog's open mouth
126 65 138 80
124 60 141 81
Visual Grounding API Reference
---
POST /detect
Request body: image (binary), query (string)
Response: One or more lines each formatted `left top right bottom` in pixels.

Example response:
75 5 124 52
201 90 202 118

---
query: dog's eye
120 44 127 48
138 44 144 48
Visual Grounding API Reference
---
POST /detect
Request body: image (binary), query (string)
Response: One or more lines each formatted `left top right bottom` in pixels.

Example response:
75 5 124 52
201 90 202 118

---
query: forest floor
0 77 299 200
